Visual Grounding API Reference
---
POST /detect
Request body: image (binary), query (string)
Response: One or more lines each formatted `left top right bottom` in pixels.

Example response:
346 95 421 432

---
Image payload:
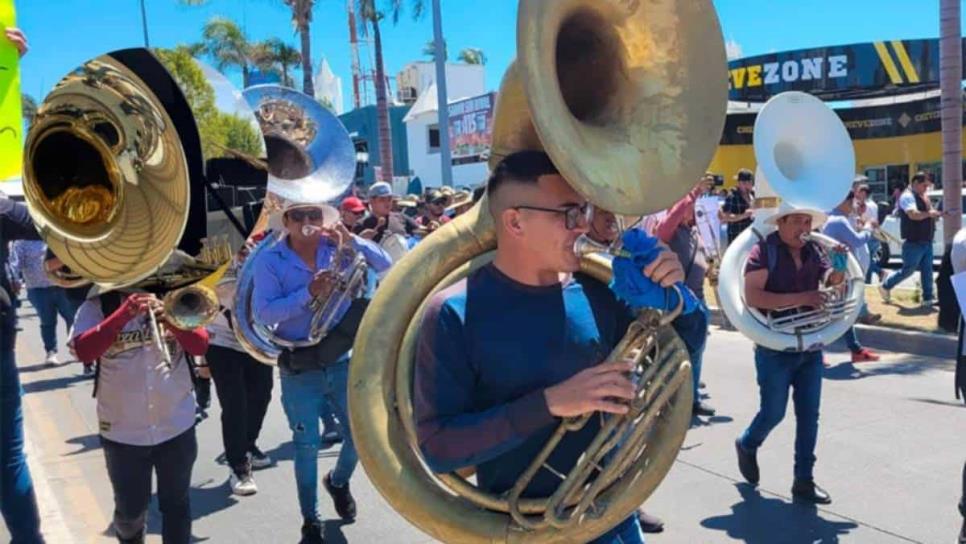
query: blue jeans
842 326 862 353
589 515 645 544
25 287 75 353
739 346 823 481
865 238 882 283
280 356 356 521
671 301 709 402
1 309 44 543
882 241 934 301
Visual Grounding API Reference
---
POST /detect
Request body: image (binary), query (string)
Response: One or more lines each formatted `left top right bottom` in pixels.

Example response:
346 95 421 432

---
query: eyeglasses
430 198 448 206
513 202 594 230
287 208 324 222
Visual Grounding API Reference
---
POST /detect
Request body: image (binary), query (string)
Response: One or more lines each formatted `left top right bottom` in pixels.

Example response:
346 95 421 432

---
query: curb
706 307 956 359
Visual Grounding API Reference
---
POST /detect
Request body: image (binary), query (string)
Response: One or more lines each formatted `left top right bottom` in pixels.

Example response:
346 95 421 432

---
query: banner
720 95 966 146
728 38 966 102
0 0 21 181
447 92 495 165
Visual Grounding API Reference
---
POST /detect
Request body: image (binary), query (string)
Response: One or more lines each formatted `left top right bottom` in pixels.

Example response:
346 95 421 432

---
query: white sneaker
45 350 59 366
877 283 891 304
230 471 257 496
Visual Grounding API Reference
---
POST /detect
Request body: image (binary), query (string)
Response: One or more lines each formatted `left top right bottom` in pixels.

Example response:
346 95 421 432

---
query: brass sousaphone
349 1 728 542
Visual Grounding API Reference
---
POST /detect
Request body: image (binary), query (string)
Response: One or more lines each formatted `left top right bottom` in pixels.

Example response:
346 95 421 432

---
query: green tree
458 47 486 65
154 47 264 160
281 0 317 97
198 17 253 87
251 38 302 88
422 39 447 61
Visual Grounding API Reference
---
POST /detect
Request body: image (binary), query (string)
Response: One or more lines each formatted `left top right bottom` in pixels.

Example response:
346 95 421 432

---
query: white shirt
898 189 919 214
206 311 244 352
71 299 196 446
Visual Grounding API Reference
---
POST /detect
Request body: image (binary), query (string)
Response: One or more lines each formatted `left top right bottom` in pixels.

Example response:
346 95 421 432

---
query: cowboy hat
764 201 827 228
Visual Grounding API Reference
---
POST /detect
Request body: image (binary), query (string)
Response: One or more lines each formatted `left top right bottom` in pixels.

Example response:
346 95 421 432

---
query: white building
396 62 484 106
404 82 490 189
314 58 344 114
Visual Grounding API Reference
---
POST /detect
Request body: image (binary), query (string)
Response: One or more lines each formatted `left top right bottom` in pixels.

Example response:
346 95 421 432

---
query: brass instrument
23 48 270 334
348 1 728 542
229 85 358 365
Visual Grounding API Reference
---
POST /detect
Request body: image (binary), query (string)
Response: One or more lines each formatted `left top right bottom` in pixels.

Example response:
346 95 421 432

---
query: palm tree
940 0 962 242
250 38 302 87
458 47 486 66
357 0 426 182
281 0 317 97
199 17 254 87
422 39 446 61
21 93 36 126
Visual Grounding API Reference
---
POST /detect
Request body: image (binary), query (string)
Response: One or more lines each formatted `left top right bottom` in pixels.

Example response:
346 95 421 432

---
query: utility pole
431 0 453 187
139 0 150 47
347 0 362 109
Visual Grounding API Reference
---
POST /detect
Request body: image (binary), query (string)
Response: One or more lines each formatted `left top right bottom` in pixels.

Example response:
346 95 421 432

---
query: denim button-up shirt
252 233 391 342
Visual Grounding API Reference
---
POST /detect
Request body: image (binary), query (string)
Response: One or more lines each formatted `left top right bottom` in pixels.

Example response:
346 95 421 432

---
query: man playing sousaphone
734 205 848 504
414 151 700 543
251 201 390 543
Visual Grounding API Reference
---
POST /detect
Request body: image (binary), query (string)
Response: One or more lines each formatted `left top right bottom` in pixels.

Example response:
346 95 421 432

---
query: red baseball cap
340 196 366 213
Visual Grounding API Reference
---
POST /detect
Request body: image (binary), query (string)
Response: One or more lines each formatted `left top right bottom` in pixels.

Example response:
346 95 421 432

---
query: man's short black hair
912 171 930 185
486 150 559 197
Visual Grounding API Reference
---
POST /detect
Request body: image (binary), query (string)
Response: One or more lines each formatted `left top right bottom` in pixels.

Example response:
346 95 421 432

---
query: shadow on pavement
701 483 858 544
64 433 101 456
822 360 935 381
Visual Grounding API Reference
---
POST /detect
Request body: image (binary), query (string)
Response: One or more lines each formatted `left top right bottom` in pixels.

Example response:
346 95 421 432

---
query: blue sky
16 1 965 110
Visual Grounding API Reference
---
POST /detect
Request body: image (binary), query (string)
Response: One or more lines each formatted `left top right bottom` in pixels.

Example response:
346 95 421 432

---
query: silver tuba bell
717 92 865 352
228 85 358 365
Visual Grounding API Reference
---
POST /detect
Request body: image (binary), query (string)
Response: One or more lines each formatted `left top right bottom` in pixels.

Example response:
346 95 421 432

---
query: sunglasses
287 208 324 222
513 202 594 230
430 198 448 206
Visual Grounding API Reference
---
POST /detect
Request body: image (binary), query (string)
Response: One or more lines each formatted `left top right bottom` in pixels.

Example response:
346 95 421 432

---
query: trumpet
146 284 221 368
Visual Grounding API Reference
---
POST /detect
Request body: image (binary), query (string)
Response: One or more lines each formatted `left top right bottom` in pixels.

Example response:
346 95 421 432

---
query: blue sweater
414 264 635 498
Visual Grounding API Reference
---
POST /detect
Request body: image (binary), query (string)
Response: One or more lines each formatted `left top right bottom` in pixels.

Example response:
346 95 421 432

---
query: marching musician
70 289 209 544
415 188 452 233
339 196 367 231
653 175 716 417
204 298 275 496
878 171 940 308
822 189 882 361
414 151 696 544
952 226 966 544
734 206 847 505
251 201 390 543
354 182 419 243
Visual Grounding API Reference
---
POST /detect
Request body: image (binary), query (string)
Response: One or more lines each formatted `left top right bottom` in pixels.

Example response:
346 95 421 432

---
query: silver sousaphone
717 91 865 352
228 85 357 365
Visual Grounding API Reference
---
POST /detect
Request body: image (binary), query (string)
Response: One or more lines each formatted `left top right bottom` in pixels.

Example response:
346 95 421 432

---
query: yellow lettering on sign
747 65 763 87
0 0 21 181
730 67 747 89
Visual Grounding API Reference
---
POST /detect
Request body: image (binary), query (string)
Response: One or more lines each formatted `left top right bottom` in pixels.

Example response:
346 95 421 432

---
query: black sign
720 94 966 146
728 38 966 102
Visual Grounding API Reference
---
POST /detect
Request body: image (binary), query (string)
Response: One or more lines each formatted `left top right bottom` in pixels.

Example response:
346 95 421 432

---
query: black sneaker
300 518 323 544
323 471 356 521
692 401 716 417
959 517 965 544
734 438 759 485
249 446 273 470
791 479 832 504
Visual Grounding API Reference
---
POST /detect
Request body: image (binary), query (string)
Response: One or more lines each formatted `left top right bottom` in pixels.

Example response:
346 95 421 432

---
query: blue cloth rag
610 229 698 315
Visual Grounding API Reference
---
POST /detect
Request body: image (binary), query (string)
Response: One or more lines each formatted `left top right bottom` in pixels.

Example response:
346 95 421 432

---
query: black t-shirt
354 212 418 243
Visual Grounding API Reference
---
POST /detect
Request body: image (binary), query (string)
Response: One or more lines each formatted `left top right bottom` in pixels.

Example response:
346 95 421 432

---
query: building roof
402 82 473 123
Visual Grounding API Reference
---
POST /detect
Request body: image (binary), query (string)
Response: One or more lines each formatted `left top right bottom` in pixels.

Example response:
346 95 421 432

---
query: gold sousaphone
349 1 728 542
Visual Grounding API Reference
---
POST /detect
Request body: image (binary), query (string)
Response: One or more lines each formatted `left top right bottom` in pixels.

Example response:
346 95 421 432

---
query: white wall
397 62 485 103
405 110 488 189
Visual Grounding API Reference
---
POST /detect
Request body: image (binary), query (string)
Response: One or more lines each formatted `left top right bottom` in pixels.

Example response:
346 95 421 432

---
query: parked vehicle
877 188 966 266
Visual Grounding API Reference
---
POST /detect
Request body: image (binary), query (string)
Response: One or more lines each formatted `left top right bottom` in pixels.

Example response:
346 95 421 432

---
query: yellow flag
0 0 21 181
